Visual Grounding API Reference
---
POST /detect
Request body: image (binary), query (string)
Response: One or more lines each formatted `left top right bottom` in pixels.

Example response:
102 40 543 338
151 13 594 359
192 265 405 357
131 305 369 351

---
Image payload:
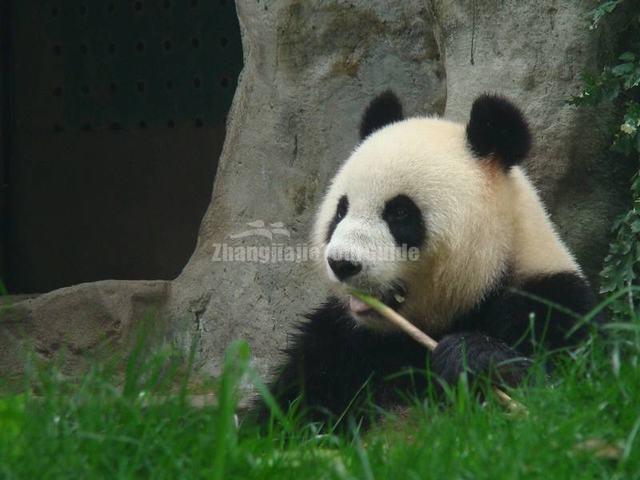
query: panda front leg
430 331 533 390
430 272 601 392
260 298 383 423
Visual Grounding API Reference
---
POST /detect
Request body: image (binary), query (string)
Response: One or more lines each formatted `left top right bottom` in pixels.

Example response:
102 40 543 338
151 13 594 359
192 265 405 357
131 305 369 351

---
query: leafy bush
570 0 640 321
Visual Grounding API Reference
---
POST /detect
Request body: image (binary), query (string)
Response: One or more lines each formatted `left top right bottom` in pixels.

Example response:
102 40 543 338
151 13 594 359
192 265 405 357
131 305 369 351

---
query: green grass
1 313 639 479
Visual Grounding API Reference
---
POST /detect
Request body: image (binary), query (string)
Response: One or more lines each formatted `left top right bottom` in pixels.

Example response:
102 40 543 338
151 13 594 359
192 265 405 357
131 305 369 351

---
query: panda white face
321 188 423 331
314 117 499 332
313 92 536 334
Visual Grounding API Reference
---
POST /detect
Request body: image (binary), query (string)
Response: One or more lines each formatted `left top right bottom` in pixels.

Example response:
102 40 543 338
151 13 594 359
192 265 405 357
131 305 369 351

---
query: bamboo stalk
350 290 527 415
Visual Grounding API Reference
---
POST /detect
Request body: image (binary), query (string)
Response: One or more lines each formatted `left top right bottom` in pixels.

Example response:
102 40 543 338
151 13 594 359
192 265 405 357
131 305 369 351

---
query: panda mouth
348 285 407 315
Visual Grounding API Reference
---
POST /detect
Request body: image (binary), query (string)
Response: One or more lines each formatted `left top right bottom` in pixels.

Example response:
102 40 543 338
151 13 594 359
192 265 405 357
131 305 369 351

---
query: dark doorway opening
2 1 243 294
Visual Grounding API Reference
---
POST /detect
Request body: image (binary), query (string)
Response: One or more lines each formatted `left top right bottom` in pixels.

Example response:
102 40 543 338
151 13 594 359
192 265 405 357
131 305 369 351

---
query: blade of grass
245 367 294 434
211 340 250 480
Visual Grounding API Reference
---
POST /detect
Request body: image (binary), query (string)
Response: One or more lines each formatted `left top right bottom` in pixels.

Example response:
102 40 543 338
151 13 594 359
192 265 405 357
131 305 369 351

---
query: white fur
313 117 580 336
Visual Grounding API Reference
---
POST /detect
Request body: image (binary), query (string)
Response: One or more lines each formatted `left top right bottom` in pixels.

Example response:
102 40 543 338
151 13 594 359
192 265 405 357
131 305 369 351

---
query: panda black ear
466 94 532 169
359 90 404 140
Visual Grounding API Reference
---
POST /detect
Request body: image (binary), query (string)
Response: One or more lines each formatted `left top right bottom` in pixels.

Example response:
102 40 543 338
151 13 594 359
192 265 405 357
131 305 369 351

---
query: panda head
313 91 532 334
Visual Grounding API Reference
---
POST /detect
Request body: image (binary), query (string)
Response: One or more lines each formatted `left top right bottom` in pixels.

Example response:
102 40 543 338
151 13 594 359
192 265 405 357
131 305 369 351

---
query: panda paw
431 332 532 390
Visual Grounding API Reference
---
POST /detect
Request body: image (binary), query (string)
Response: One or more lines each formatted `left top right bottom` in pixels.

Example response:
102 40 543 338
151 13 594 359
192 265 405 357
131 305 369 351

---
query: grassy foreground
1 315 639 480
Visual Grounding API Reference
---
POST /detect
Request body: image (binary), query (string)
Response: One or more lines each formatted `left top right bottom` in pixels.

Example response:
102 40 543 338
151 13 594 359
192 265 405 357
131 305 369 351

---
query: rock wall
166 0 446 377
1 0 630 379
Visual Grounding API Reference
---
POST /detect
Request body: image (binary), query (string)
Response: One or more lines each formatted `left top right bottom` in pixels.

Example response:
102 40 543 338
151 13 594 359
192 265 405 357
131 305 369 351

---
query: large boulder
0 281 169 379
1 0 630 379
167 0 446 376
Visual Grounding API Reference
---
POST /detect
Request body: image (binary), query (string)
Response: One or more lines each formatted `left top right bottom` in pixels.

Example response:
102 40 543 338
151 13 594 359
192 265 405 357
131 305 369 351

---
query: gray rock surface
1 0 630 379
167 0 446 377
0 280 169 379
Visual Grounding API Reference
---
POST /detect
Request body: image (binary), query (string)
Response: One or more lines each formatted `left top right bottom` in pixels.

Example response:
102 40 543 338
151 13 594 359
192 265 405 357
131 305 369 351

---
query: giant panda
264 91 599 424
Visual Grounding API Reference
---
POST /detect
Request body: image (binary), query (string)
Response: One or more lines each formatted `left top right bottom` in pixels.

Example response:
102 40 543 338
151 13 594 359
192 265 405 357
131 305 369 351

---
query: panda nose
328 258 362 281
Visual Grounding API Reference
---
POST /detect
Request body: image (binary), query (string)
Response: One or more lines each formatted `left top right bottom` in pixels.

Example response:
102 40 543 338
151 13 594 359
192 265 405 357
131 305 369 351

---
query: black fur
359 90 404 140
261 271 599 425
264 299 429 424
382 194 426 249
431 332 533 389
466 94 532 169
325 195 349 242
462 272 601 354
328 258 362 281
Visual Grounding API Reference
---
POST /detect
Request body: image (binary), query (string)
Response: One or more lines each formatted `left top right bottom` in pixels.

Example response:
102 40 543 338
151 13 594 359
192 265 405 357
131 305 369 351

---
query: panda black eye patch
382 194 425 248
326 195 349 242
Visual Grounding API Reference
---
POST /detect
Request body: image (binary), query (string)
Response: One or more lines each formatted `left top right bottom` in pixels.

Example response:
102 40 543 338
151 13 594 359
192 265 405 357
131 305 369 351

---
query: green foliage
570 0 640 321
1 322 640 479
590 0 625 30
600 173 640 319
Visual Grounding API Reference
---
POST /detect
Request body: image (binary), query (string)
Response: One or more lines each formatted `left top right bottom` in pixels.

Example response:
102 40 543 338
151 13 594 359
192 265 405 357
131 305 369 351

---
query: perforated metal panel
5 0 243 293
16 0 240 132
0 0 10 285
